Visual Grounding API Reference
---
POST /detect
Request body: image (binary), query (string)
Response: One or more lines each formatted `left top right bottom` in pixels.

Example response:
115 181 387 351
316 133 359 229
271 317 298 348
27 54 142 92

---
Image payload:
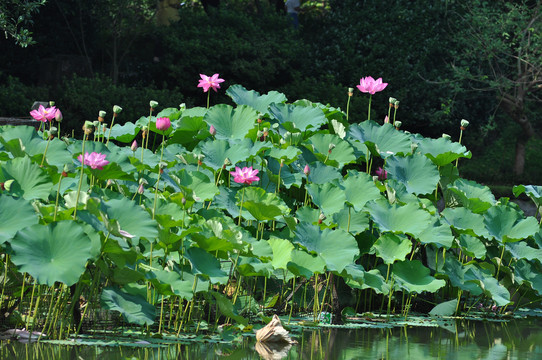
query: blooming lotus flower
375 167 387 181
156 117 171 131
356 76 388 95
231 166 260 185
77 152 109 170
197 73 225 93
30 105 57 122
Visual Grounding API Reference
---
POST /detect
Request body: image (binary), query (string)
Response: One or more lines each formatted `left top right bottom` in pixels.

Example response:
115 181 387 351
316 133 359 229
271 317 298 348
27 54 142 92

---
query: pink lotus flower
356 76 388 95
131 140 138 151
209 125 216 136
30 105 57 122
303 164 310 176
375 167 387 181
197 73 225 93
55 109 63 122
156 117 171 131
77 152 109 170
231 166 260 185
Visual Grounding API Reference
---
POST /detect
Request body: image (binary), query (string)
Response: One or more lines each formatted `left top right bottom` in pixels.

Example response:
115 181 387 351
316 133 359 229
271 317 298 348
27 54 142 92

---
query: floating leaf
385 154 440 195
100 287 156 325
10 221 92 286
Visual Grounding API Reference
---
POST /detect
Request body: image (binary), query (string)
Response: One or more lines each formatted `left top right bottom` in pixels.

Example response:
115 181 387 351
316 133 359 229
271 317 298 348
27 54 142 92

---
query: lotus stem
367 94 372 121
73 134 87 220
313 273 320 322
319 272 332 316
495 245 505 279
186 275 199 327
238 187 245 226
158 295 165 334
288 276 296 324
39 286 56 341
346 92 352 122
455 129 464 168
28 286 42 342
105 113 117 146
40 135 52 167
0 255 9 314
152 134 166 220
206 91 211 109
392 105 398 126
53 174 64 221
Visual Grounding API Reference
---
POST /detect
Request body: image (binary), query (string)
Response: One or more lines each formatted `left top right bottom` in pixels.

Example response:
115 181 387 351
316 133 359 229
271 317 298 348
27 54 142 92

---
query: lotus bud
113 105 123 114
149 100 158 109
209 125 216 136
384 115 390 124
182 197 187 206
55 109 63 122
137 183 145 194
131 140 138 151
442 133 451 140
348 87 354 96
460 119 469 131
257 118 262 123
328 143 336 153
304 164 310 176
394 121 402 130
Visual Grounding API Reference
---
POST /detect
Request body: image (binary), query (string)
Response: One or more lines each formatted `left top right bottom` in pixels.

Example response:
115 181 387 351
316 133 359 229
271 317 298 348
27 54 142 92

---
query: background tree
0 0 46 47
448 0 542 177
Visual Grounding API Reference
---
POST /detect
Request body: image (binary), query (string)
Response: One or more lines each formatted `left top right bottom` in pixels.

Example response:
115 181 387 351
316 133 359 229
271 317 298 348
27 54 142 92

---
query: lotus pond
1 79 542 356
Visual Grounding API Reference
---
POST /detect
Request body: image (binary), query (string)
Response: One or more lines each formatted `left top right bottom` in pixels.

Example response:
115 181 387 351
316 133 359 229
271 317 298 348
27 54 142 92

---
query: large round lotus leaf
0 126 72 167
226 84 287 115
203 104 258 140
458 234 487 259
514 260 542 296
0 156 53 200
198 139 251 171
212 186 255 220
418 219 454 248
447 179 496 213
347 121 411 158
340 170 382 211
483 205 539 243
392 260 446 294
413 136 471 166
268 237 294 270
287 249 326 279
441 207 489 238
146 269 194 300
267 146 302 164
513 185 542 207
385 154 440 195
428 299 458 316
210 291 248 326
307 162 342 184
265 157 303 189
100 287 155 325
269 103 327 132
306 182 346 216
107 122 140 143
238 187 290 221
294 222 359 272
442 257 482 295
0 194 38 244
9 221 92 286
103 197 158 240
365 199 432 237
169 115 207 149
185 247 228 284
372 233 412 265
170 169 219 202
332 207 370 234
506 242 542 261
305 133 356 168
466 267 510 306
237 256 273 277
345 268 389 295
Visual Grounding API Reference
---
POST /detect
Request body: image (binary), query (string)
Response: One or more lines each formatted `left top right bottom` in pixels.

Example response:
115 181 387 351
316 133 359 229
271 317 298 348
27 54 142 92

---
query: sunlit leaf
385 154 440 195
392 260 446 294
0 194 38 244
226 84 287 114
204 104 258 140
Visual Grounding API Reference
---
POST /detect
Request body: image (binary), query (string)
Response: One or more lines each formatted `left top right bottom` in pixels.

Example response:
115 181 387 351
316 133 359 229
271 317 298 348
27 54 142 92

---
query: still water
2 317 542 359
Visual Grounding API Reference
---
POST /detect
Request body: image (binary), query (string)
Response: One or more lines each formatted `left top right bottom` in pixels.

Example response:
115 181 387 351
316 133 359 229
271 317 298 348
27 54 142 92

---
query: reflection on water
2 317 542 359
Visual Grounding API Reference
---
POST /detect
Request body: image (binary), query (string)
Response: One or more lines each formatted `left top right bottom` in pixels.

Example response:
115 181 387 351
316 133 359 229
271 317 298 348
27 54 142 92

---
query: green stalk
238 187 245 226
27 282 37 330
40 135 52 167
392 106 398 126
158 295 165 334
367 94 372 121
73 134 87 220
152 134 166 220
455 129 464 168
39 286 56 341
53 174 64 221
346 92 352 122
206 91 211 109
0 255 9 313
105 113 117 146
28 286 42 342
313 273 320 322
495 245 505 279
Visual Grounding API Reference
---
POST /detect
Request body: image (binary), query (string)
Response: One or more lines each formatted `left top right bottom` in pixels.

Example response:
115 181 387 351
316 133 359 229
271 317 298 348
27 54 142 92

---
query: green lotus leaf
294 222 359 272
0 194 38 244
332 207 370 234
112 267 145 285
226 84 287 114
267 146 302 164
185 247 228 284
0 126 72 167
385 154 440 195
146 269 194 300
170 169 219 202
441 207 490 238
269 103 327 132
392 260 446 294
372 233 412 265
442 257 483 295
347 121 411 158
287 249 326 279
198 139 252 171
447 179 496 213
268 237 294 270
238 187 290 221
467 270 510 306
418 219 454 248
212 186 255 220
413 136 471 166
169 114 208 149
265 157 303 189
365 199 432 237
305 133 356 168
506 242 542 261
458 234 487 259
295 206 320 224
307 162 342 184
9 221 92 286
483 205 539 243
340 170 382 211
345 268 389 294
513 185 542 207
429 299 458 316
237 256 273 277
203 104 257 140
103 197 158 241
514 260 542 296
306 182 346 216
90 162 135 182
0 156 53 200
108 122 140 143
100 287 156 325
210 291 248 326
